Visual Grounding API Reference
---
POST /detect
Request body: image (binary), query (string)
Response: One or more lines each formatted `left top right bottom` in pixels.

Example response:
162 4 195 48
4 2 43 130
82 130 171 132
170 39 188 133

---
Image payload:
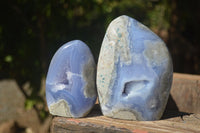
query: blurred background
0 0 199 132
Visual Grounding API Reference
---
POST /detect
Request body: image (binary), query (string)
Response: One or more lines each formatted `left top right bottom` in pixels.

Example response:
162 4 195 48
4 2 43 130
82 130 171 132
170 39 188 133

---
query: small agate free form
46 40 97 118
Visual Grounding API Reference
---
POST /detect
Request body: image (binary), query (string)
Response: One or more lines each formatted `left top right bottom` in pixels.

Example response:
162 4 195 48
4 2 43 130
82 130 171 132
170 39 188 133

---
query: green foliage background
0 0 199 120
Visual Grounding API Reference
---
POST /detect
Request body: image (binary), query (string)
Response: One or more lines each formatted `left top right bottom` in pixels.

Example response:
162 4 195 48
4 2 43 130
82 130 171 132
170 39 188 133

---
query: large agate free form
97 15 173 121
46 40 97 118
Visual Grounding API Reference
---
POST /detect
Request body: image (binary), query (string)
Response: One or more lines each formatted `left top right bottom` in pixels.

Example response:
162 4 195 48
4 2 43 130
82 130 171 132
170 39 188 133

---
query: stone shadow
161 94 191 120
87 104 103 117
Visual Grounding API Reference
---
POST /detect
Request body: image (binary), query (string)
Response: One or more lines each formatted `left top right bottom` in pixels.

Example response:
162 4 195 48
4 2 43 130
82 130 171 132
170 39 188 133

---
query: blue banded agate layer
97 15 173 121
46 40 97 118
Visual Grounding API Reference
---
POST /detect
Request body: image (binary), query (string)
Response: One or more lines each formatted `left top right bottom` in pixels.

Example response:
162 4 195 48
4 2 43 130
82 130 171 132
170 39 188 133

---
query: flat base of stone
49 99 73 117
111 110 137 120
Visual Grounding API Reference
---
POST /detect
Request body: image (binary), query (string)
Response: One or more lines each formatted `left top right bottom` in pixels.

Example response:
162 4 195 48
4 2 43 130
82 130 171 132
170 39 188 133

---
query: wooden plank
51 73 200 132
51 104 200 133
171 73 200 113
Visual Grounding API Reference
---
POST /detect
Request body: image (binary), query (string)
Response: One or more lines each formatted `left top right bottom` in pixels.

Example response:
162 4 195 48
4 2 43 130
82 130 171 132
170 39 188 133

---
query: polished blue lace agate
97 15 173 121
46 40 97 118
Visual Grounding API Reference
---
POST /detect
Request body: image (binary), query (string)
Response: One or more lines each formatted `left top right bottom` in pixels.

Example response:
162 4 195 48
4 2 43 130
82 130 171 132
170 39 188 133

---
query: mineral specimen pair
46 15 173 121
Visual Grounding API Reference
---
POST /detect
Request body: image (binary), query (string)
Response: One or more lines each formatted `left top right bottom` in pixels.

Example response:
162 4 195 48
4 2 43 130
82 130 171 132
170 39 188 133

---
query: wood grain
51 105 200 133
171 73 200 113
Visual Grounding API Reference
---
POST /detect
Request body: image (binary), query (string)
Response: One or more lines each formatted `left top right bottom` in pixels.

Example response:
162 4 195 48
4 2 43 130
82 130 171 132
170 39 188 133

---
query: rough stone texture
0 120 16 133
97 15 173 121
46 40 97 118
0 79 51 133
0 80 25 123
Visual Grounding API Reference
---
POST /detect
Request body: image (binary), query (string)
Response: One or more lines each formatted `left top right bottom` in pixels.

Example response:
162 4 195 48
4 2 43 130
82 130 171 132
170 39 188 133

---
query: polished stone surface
97 15 173 121
46 40 97 118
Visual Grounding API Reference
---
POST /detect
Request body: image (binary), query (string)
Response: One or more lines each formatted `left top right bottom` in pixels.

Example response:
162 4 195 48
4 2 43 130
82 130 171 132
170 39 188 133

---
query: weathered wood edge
173 72 200 80
171 73 200 113
51 113 200 133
